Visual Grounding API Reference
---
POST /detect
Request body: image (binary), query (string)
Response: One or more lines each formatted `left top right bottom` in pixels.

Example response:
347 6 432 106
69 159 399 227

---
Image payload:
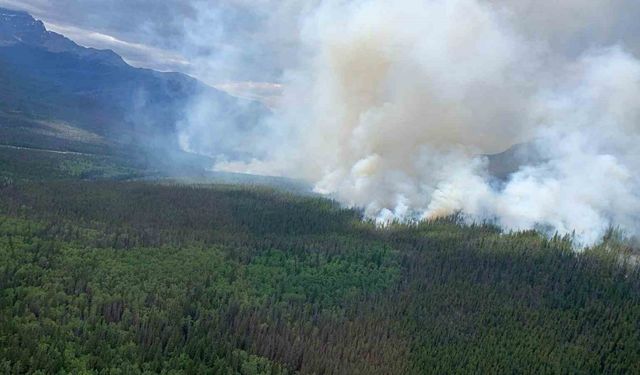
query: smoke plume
200 0 640 245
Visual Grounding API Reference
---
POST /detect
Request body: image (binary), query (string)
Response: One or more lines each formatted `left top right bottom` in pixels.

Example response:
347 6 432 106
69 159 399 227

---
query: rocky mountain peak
0 7 125 66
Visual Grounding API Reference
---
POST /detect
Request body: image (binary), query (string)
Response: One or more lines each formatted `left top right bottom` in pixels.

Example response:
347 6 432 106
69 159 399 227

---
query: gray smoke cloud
210 0 640 245
10 0 639 244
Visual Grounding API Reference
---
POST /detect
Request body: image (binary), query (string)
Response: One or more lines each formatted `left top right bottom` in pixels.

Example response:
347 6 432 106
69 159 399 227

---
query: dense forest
0 176 639 374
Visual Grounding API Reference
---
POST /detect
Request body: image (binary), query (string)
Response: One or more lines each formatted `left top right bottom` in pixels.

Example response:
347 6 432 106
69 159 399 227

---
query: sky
0 0 193 71
4 0 640 86
0 0 296 89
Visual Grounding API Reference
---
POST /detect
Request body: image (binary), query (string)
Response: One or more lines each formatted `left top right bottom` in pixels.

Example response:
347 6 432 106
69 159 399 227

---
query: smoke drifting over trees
175 0 640 245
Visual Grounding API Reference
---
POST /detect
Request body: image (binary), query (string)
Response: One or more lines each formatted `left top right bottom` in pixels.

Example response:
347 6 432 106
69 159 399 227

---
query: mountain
0 7 266 166
0 8 126 66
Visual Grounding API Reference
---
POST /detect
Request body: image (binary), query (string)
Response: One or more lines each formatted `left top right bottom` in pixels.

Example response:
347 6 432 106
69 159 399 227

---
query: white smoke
205 0 640 245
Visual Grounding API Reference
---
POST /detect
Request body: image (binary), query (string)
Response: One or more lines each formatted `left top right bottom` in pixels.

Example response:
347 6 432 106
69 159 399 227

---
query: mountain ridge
0 7 267 169
0 7 126 66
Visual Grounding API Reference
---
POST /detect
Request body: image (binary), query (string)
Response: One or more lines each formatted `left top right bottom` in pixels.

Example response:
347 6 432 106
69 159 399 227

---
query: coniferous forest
1 175 639 374
1 3 640 374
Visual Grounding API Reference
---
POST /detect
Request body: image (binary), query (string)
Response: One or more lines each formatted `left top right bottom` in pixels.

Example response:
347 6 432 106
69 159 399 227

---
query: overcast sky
0 0 297 86
2 0 640 88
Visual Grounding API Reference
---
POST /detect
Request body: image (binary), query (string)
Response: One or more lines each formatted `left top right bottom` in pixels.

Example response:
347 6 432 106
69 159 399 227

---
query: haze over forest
5 0 640 244
1 1 640 374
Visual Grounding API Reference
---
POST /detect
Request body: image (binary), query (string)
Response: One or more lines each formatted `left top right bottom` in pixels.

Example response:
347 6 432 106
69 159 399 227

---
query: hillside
0 179 638 374
0 7 266 165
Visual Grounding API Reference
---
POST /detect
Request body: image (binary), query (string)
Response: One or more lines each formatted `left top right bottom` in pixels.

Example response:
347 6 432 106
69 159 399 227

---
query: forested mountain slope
0 180 638 374
0 6 639 375
0 7 266 161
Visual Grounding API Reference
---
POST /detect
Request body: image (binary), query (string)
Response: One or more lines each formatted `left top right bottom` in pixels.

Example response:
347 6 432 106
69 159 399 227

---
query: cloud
0 0 299 82
42 21 190 72
213 0 640 245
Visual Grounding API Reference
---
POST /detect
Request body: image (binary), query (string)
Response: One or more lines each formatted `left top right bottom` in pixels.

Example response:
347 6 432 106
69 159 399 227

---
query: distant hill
0 7 266 165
